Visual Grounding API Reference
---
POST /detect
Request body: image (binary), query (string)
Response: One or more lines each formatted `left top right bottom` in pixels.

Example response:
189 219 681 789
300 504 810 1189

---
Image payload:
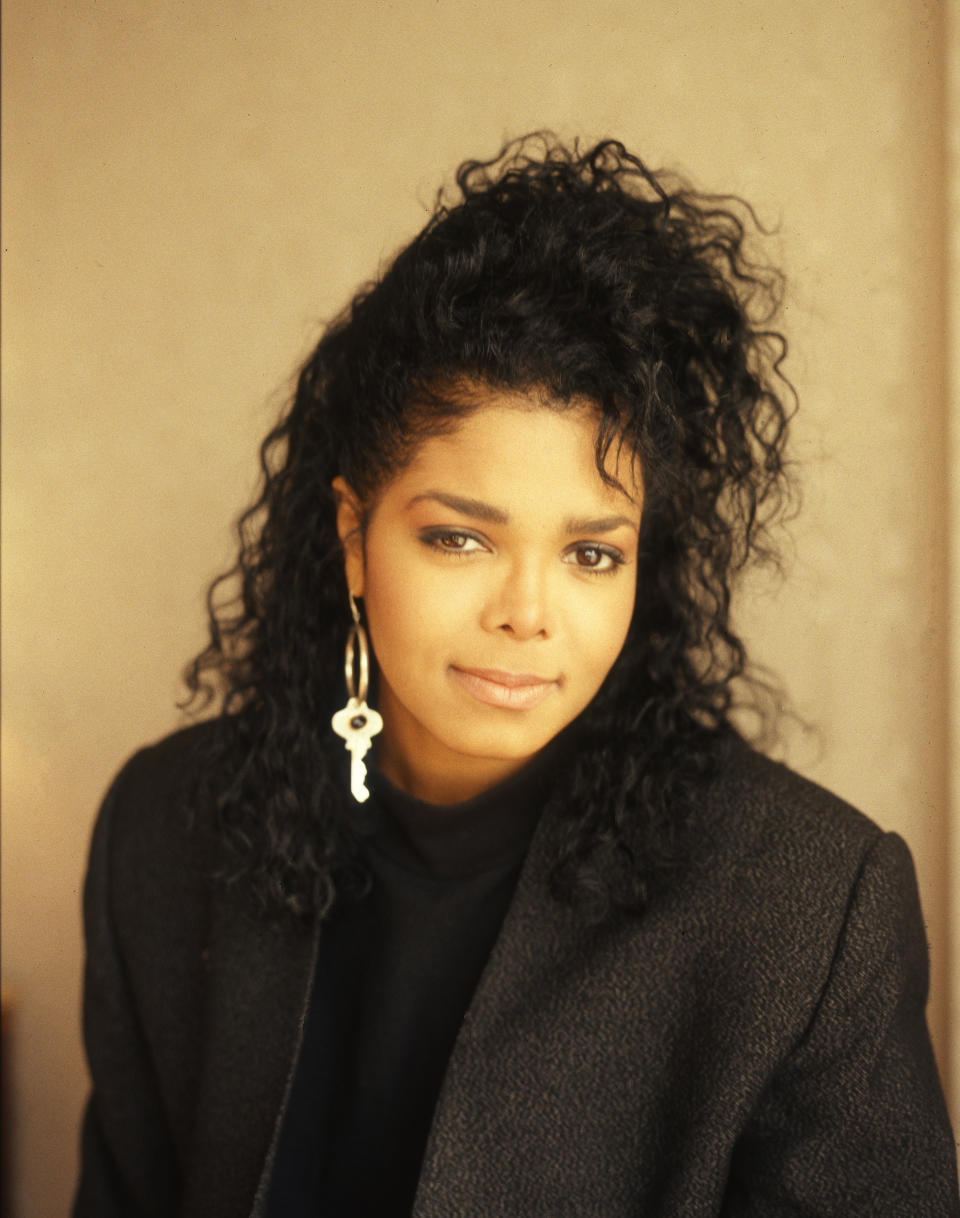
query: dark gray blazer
74 725 959 1217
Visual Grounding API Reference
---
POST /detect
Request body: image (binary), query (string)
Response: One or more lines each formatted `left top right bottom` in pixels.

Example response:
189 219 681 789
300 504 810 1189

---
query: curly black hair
184 134 795 922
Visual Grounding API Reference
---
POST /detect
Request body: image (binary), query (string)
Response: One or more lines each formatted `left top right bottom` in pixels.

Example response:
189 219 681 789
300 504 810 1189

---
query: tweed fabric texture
74 724 959 1216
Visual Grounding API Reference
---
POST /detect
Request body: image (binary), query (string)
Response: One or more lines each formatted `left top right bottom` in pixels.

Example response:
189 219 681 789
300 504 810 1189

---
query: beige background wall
947 0 960 1137
3 0 956 1212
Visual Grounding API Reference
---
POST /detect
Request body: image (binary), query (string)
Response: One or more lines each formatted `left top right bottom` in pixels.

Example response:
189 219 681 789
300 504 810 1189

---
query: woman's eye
563 544 624 574
421 529 487 555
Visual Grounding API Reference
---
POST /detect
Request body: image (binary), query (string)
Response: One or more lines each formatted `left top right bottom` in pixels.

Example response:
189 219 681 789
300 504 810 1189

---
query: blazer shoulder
107 716 221 795
101 717 221 828
706 734 885 868
90 719 225 912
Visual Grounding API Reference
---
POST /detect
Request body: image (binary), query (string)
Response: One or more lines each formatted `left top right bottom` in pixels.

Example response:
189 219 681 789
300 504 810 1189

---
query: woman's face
334 391 643 803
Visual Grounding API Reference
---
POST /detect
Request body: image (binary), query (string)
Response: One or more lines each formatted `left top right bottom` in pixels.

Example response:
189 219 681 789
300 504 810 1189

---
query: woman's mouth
449 666 558 710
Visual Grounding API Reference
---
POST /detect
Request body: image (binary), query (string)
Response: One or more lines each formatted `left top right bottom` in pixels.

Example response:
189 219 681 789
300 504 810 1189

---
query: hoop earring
331 595 383 803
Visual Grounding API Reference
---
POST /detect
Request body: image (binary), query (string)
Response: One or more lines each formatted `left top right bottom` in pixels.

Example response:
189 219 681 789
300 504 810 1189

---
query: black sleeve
73 765 181 1218
728 831 960 1216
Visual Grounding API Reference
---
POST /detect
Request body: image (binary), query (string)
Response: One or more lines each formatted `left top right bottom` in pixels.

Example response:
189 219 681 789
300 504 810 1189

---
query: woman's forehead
390 393 643 514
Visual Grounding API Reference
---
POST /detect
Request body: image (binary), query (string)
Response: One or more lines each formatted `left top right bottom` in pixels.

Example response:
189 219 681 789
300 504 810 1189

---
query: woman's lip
458 667 554 688
449 666 558 710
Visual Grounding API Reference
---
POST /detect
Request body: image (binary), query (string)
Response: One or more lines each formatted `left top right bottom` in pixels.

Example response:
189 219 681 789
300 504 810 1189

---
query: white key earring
331 594 383 803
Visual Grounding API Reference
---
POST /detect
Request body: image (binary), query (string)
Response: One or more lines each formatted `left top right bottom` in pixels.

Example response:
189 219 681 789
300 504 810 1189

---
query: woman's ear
331 475 365 598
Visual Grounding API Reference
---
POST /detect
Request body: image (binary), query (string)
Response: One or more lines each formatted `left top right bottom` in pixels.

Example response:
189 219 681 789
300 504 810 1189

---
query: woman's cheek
572 576 634 650
364 549 457 670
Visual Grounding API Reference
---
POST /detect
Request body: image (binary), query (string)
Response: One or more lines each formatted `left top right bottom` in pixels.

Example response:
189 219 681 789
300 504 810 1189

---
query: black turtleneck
265 757 552 1216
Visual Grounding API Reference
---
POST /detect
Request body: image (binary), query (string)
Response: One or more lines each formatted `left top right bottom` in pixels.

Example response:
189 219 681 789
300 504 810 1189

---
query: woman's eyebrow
563 513 639 535
406 491 509 524
407 492 638 535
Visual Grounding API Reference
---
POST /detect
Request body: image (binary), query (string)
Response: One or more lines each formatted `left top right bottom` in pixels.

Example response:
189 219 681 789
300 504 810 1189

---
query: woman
75 136 959 1216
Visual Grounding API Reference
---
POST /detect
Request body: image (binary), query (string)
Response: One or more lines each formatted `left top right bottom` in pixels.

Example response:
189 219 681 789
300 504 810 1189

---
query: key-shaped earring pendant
331 696 384 802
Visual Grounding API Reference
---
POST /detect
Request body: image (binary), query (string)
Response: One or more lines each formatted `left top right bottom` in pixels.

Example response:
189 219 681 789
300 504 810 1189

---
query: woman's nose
480 560 553 640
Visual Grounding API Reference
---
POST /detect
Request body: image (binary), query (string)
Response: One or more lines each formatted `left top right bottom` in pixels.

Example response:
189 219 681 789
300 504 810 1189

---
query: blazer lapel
183 882 319 1218
412 801 599 1216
